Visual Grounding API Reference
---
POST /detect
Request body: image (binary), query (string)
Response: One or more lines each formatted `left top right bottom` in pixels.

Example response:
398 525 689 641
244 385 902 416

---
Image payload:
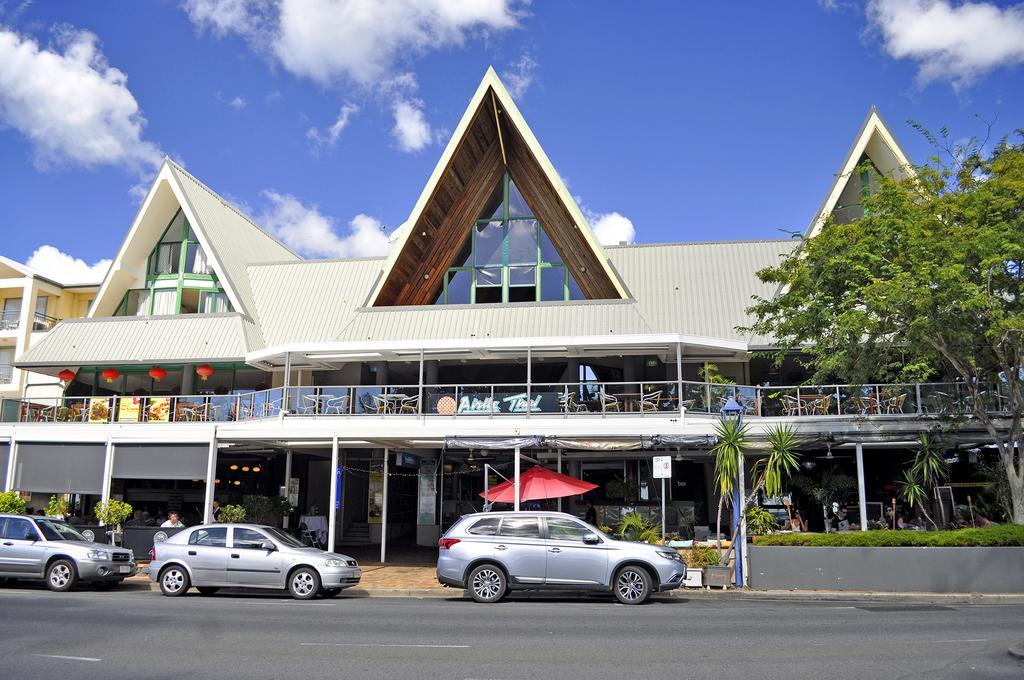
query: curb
1008 643 1024 661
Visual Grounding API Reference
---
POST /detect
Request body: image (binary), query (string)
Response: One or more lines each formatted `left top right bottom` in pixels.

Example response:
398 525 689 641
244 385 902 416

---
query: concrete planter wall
749 545 1024 593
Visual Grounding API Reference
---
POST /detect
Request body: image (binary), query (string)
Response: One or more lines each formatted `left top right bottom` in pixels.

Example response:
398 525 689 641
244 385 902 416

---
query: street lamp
720 394 745 588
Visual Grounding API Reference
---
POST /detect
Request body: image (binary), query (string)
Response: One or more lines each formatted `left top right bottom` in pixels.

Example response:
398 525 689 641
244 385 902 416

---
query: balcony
0 379 1010 424
0 364 12 385
0 312 60 333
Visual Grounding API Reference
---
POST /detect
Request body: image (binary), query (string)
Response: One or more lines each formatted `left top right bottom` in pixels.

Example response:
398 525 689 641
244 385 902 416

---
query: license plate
118 565 131 574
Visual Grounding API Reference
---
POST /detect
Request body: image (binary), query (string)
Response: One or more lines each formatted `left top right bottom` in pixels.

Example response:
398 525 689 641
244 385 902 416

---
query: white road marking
33 654 101 662
301 642 471 649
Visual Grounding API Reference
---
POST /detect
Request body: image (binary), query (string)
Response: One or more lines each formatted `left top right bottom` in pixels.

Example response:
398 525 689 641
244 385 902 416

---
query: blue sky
0 0 1022 283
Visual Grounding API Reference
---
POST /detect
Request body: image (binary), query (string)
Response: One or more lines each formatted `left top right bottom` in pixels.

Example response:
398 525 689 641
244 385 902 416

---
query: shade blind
14 442 106 495
112 443 208 480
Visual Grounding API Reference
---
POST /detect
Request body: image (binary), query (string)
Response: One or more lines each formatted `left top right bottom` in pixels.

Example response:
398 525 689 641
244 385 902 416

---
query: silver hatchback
437 511 686 604
149 523 361 600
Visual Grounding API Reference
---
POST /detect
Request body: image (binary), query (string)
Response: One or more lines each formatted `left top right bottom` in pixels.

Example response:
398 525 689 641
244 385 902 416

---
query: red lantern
101 368 120 383
58 369 76 383
195 364 215 381
148 366 168 382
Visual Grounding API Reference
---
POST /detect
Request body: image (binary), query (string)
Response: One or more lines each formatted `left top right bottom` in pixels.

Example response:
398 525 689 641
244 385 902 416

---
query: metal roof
15 314 261 367
166 161 300 318
246 239 794 347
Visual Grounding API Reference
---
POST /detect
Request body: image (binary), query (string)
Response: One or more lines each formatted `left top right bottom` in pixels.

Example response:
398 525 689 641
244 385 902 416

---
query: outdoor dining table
299 515 328 543
612 392 642 412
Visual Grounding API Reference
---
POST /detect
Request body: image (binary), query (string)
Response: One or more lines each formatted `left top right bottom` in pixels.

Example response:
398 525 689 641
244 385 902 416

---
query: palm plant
711 418 747 558
897 468 936 529
898 433 948 529
617 511 661 543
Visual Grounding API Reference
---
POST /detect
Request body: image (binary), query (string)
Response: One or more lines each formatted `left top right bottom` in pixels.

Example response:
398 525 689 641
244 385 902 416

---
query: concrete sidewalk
129 565 1024 603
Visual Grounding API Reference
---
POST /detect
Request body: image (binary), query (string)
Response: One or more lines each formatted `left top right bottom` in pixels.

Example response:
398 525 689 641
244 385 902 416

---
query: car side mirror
583 533 601 545
261 541 277 552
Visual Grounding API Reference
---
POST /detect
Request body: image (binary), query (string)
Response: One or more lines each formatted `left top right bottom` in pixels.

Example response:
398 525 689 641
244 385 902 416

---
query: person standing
584 501 598 526
211 500 222 523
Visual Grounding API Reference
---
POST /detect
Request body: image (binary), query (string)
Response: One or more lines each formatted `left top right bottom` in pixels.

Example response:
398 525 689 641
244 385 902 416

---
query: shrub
219 504 246 523
746 506 779 535
0 490 26 514
241 495 292 526
93 499 133 528
617 511 661 543
752 524 1024 547
46 495 69 518
680 545 719 568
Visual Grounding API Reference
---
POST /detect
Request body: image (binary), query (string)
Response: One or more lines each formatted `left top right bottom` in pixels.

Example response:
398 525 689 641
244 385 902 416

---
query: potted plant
617 511 661 544
219 504 246 523
0 490 26 514
46 494 69 519
680 545 719 588
93 499 133 545
242 495 292 527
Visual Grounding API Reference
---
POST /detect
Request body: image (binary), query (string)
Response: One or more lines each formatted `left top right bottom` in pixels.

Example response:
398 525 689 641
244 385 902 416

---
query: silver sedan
149 523 361 600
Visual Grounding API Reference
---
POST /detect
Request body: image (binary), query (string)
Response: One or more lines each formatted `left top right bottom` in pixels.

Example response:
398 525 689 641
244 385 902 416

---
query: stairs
339 522 370 545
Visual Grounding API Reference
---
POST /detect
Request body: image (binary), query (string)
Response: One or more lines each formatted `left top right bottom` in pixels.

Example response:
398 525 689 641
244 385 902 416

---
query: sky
0 0 1022 285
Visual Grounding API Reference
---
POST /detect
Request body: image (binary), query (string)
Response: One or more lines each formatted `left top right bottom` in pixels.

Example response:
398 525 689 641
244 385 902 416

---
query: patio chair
780 394 802 416
599 391 620 412
325 394 350 415
559 391 587 413
371 394 391 414
399 395 420 414
810 395 832 416
678 398 696 412
884 393 907 414
639 390 662 413
298 394 321 415
298 522 324 550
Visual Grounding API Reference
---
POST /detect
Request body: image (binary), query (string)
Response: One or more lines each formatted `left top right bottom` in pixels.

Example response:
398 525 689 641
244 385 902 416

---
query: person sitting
885 507 906 529
785 509 808 532
161 512 185 528
125 510 146 527
834 507 857 532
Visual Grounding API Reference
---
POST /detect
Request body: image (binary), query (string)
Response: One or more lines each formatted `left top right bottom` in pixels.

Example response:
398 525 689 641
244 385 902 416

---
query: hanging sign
418 461 437 526
117 397 142 423
653 455 672 479
335 467 343 511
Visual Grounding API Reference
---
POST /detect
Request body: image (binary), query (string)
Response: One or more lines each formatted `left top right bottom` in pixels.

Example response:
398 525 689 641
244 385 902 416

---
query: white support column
676 341 684 416
4 438 16 492
525 347 532 419
328 436 339 552
282 352 292 413
380 448 389 564
100 436 114 518
203 430 217 524
856 443 868 531
738 451 747 588
514 445 521 511
556 449 562 512
282 449 293 529
418 349 425 417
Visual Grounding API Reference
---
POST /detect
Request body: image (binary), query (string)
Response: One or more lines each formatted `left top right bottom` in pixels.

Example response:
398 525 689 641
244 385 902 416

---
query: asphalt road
1 583 1022 680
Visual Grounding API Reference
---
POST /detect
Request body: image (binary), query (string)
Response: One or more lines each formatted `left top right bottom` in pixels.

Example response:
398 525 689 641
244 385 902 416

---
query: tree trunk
1009 471 1024 525
715 495 725 559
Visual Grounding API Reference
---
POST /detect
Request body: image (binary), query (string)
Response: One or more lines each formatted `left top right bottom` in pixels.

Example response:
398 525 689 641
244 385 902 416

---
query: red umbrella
480 466 598 503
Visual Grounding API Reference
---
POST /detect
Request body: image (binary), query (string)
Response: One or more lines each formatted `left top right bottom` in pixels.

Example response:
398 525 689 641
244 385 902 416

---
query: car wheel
46 559 77 592
93 580 119 591
159 565 191 597
467 564 506 603
613 566 652 605
197 587 220 596
288 567 321 600
319 587 342 598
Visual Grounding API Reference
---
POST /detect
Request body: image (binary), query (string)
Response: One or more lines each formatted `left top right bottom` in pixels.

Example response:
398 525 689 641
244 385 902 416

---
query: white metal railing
0 379 1011 424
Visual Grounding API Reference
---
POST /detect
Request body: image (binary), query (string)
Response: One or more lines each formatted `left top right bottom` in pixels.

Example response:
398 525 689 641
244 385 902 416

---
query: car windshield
34 518 88 542
264 527 305 548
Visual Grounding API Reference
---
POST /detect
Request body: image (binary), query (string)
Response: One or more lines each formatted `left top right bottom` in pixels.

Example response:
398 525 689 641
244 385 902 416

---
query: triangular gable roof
804 106 914 240
90 159 299 319
369 66 628 306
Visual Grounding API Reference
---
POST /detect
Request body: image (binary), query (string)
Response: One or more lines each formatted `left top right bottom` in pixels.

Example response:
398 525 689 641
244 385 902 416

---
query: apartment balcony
0 312 60 333
0 364 12 385
0 379 1009 425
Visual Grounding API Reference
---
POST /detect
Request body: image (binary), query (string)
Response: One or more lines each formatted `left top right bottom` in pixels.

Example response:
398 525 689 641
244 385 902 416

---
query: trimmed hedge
752 524 1024 547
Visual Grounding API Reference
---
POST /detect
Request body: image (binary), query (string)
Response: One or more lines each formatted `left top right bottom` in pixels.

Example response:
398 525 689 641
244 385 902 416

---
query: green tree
746 131 1024 524
0 490 26 515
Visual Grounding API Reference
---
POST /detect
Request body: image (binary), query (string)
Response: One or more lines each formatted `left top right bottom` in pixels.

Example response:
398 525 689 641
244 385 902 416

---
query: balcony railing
0 364 12 385
0 379 1012 424
0 312 60 332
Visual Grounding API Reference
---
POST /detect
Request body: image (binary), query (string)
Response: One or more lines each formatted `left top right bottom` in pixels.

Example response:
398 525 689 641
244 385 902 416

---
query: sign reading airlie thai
429 391 559 414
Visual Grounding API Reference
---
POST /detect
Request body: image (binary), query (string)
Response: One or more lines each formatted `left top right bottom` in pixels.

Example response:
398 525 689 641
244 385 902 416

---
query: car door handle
187 550 197 556
548 548 561 553
231 554 240 558
495 544 508 551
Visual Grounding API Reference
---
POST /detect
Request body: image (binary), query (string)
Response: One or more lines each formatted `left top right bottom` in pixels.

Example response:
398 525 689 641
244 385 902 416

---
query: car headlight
324 559 346 568
656 550 682 561
87 550 109 560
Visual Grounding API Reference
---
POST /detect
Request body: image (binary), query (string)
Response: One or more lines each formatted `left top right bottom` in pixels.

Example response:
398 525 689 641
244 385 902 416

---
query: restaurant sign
431 391 559 414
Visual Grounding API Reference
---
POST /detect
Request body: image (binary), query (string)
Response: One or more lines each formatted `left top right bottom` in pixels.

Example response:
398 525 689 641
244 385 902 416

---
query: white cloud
867 0 1024 89
502 53 537 98
306 102 359 149
229 95 247 109
589 212 636 246
257 190 392 258
0 25 163 173
391 99 433 152
24 245 111 285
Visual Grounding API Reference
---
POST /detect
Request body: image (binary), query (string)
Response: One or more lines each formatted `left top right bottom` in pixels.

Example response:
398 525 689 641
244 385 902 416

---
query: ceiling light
242 466 250 472
233 480 241 486
230 464 238 470
252 466 261 473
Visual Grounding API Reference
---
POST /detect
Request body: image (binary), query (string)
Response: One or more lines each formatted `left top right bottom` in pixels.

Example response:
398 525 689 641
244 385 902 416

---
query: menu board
418 461 437 525
117 397 142 422
367 458 384 524
147 397 171 423
88 397 110 423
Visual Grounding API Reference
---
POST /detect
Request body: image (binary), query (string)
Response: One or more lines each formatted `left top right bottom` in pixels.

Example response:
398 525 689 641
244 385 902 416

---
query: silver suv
150 523 361 600
437 511 686 604
0 513 137 591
